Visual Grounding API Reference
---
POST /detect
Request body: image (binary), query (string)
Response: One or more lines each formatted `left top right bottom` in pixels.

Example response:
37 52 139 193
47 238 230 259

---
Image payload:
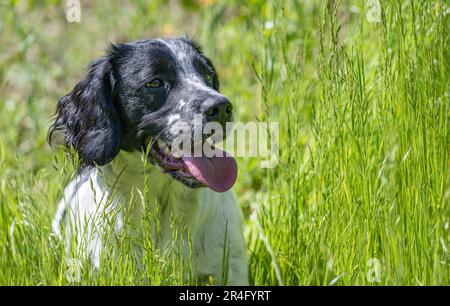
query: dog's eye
145 79 163 88
204 74 213 86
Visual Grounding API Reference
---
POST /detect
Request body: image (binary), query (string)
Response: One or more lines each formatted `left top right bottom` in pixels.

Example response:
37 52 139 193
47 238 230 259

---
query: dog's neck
98 150 201 219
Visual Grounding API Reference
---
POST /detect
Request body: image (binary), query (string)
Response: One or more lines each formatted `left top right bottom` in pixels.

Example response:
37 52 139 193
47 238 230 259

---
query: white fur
53 151 249 285
167 114 180 125
178 99 186 109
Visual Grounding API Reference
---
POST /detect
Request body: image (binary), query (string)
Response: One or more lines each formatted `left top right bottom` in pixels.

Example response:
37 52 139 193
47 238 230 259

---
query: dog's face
50 38 238 192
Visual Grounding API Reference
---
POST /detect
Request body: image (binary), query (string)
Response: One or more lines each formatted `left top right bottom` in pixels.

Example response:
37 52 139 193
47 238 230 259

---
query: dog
49 38 249 285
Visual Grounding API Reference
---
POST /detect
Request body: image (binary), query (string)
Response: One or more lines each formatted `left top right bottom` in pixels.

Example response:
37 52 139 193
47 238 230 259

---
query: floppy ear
49 57 122 166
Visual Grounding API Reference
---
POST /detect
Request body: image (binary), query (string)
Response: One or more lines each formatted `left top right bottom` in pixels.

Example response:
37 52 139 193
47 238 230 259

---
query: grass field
0 0 449 285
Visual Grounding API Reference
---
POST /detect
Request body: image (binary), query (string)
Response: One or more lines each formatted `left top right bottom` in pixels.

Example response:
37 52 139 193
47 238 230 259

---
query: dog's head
49 38 237 192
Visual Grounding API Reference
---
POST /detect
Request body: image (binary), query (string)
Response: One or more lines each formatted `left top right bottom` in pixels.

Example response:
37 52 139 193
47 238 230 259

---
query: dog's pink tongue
182 149 237 193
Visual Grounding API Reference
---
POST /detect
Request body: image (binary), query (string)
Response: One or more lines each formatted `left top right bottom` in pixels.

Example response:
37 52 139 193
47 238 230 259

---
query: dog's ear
49 56 122 166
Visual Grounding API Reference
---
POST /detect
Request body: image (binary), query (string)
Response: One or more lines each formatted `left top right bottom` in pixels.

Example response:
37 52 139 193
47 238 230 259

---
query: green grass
0 0 449 285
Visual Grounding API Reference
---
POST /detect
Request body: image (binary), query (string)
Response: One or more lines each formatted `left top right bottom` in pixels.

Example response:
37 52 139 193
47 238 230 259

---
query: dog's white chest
53 152 248 285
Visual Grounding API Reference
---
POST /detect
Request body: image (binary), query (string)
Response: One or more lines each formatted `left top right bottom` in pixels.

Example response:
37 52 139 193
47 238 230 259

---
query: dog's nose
204 97 233 126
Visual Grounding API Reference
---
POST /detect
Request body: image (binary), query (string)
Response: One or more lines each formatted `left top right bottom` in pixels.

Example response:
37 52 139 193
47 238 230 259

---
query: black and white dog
49 38 248 285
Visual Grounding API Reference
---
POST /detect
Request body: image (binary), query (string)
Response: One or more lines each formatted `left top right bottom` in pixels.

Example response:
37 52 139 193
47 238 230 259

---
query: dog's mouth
143 137 237 193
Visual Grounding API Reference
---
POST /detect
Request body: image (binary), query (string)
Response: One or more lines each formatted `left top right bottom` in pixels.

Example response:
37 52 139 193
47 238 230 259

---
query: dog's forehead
128 39 201 70
156 39 197 62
